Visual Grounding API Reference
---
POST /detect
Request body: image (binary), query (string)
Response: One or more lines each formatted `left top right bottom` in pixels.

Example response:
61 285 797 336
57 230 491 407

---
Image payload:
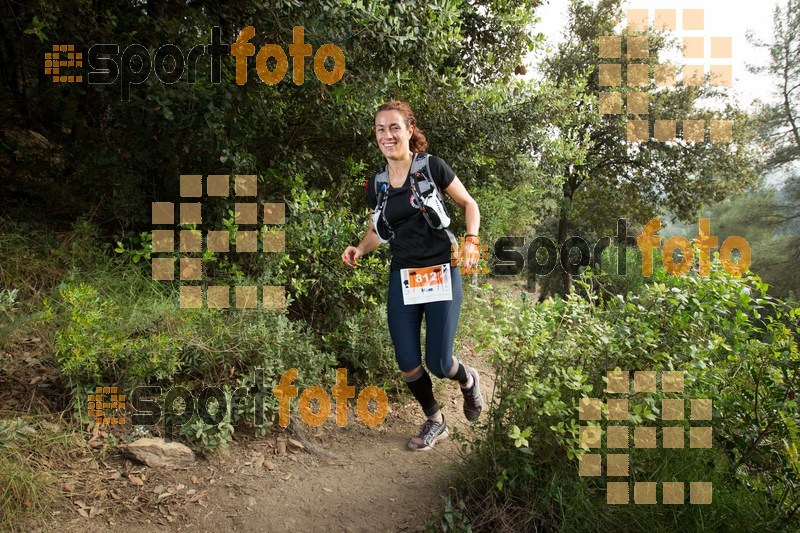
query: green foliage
0 0 546 231
588 243 663 297
227 373 278 438
0 288 19 310
457 263 800 530
114 232 152 264
179 410 235 455
669 190 800 301
30 225 337 451
43 282 183 390
533 0 761 297
1 0 563 363
440 494 474 533
748 0 800 170
281 181 389 331
0 217 105 301
324 305 398 390
0 418 37 445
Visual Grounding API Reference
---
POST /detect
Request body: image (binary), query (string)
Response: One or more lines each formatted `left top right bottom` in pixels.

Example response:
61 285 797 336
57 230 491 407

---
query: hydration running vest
372 153 457 247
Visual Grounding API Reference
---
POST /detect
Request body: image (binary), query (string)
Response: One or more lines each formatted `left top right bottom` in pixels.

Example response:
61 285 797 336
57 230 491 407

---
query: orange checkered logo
44 44 83 83
598 7 734 143
151 174 286 309
87 386 126 425
578 370 713 505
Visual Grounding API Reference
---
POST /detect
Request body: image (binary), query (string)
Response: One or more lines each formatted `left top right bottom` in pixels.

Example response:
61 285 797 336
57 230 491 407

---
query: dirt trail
38 358 494 533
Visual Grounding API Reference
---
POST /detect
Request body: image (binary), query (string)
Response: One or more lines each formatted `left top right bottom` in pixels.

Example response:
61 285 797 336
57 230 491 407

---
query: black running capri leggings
386 266 463 379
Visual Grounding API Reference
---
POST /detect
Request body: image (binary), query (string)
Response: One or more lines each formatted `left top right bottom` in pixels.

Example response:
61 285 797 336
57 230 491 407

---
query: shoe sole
408 427 450 452
464 368 483 422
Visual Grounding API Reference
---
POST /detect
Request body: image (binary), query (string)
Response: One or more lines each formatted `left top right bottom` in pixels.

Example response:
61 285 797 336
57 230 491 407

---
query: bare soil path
29 358 494 533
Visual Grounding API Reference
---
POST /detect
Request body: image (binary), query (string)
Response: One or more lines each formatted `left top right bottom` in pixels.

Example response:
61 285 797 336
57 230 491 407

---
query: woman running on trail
341 100 484 451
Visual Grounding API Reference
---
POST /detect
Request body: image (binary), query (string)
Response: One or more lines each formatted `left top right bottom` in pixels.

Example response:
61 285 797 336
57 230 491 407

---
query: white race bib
400 263 453 305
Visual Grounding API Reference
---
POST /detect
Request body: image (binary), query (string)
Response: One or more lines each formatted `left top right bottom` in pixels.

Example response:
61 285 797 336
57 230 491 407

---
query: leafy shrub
42 282 183 390
179 410 235 455
457 261 800 531
281 180 390 334
0 418 37 445
34 223 339 451
324 305 399 391
590 242 656 297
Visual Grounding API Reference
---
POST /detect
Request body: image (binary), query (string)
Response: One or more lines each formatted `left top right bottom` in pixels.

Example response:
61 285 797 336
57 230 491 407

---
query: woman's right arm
342 210 382 267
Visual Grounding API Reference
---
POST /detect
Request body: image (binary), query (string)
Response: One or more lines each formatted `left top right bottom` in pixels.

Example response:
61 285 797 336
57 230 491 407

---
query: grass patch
0 416 84 531
0 448 47 531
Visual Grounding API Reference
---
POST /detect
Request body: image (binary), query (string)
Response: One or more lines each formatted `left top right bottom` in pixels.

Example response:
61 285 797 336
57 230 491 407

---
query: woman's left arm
445 177 481 270
445 176 480 235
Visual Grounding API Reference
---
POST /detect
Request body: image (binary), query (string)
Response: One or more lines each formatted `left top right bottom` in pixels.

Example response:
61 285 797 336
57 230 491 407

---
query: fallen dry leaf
188 490 208 503
129 475 144 487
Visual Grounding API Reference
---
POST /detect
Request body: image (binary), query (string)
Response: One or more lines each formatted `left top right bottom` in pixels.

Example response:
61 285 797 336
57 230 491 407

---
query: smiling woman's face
375 110 413 160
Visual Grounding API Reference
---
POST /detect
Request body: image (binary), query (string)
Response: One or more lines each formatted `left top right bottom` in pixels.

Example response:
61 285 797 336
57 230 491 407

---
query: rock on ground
123 438 195 468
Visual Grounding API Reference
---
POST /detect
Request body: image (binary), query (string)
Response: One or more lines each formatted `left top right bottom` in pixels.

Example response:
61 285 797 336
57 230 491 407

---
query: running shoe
407 415 449 451
461 367 483 421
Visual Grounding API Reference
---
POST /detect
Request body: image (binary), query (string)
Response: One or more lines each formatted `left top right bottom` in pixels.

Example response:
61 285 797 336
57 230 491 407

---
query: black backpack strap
374 164 389 199
409 153 428 175
411 154 458 247
411 154 446 206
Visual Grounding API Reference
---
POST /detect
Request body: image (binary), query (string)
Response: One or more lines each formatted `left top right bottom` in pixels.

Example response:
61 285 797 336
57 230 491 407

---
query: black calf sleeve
404 369 439 417
450 362 468 385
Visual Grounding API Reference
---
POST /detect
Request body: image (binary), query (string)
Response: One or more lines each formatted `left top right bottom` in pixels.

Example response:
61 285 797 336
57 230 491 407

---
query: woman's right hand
342 245 362 268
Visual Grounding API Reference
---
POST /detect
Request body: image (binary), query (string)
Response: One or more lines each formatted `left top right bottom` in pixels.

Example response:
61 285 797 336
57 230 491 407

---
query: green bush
324 305 399 391
281 179 390 334
590 242 656 297
44 282 182 390
32 222 339 449
457 261 800 531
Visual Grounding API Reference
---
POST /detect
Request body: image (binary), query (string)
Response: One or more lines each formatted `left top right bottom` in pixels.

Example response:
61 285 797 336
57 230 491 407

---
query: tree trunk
557 201 571 295
782 41 800 152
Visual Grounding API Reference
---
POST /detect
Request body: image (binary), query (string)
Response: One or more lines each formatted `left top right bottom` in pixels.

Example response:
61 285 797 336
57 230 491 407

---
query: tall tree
704 0 800 301
534 0 760 296
0 0 544 228
749 0 800 170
